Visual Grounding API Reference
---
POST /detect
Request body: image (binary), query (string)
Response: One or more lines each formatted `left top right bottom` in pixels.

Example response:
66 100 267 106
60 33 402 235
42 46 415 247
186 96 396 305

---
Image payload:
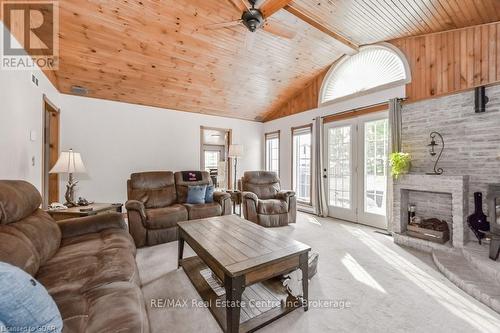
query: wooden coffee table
178 215 311 333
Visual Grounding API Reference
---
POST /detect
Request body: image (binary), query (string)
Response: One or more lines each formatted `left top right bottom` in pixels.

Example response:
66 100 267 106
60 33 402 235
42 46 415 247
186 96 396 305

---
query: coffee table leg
224 274 245 333
299 253 309 311
177 236 185 269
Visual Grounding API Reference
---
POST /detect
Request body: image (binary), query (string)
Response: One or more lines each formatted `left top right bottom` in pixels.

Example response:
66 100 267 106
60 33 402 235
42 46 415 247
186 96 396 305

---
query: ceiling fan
204 0 297 50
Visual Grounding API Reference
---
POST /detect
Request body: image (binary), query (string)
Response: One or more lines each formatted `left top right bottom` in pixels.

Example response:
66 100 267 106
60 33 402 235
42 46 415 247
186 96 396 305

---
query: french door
324 112 388 229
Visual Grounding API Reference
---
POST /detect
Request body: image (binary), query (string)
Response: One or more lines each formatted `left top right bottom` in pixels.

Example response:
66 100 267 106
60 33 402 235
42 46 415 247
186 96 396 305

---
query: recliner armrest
276 190 295 201
125 200 147 221
241 191 258 203
58 212 127 239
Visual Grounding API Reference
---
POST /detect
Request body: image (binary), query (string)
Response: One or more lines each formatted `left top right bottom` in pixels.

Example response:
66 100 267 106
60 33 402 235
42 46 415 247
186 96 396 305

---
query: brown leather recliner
0 180 149 332
241 171 297 227
125 171 231 247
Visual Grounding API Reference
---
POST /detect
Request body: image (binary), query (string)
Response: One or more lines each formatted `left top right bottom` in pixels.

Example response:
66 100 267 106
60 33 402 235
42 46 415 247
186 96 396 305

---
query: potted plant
389 152 411 179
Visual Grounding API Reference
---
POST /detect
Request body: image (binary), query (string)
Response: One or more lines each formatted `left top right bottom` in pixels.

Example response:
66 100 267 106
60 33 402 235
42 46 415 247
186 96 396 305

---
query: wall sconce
427 131 444 175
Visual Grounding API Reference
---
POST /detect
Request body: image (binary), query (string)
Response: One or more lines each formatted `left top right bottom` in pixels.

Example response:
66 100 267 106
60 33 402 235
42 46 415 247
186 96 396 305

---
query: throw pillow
187 185 207 204
205 185 215 203
0 262 63 333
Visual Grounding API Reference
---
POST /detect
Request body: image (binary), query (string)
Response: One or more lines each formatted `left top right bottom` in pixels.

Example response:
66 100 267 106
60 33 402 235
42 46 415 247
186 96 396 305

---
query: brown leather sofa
0 180 149 333
126 171 231 247
241 171 297 227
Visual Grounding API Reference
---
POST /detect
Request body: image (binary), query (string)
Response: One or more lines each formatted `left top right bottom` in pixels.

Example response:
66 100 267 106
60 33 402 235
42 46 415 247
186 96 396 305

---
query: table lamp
228 144 244 190
49 149 86 207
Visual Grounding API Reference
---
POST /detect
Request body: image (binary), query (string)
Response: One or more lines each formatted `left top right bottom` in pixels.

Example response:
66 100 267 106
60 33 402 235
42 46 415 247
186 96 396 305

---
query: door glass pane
328 126 351 208
364 119 388 216
293 130 311 203
204 151 220 171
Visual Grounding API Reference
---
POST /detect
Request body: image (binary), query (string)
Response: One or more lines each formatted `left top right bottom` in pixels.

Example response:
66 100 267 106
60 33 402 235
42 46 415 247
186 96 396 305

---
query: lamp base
64 173 78 207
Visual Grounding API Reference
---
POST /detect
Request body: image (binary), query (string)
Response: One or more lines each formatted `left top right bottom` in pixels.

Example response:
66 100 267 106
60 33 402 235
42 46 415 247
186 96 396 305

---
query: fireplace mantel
392 173 469 249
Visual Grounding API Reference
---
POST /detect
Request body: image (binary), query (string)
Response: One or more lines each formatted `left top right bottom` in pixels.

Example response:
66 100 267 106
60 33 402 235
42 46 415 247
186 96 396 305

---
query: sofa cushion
129 172 177 208
0 180 42 224
0 209 61 276
258 199 288 215
187 185 207 204
205 185 215 203
52 281 148 333
145 204 188 229
184 202 222 220
56 228 136 262
37 246 139 295
174 171 212 203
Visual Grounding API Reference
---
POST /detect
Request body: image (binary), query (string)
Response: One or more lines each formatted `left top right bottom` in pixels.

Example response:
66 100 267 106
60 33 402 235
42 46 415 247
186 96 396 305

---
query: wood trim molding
43 94 60 113
284 4 359 53
199 126 232 188
323 104 388 123
264 130 281 177
291 123 313 206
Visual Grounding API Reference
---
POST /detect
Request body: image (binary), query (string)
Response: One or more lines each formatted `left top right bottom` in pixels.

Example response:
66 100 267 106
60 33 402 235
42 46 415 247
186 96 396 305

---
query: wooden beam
284 4 359 53
260 0 294 18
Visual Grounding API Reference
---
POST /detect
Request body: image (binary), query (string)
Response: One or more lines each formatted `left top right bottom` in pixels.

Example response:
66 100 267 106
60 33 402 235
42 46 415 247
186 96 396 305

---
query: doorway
200 126 231 189
324 111 388 229
42 95 60 208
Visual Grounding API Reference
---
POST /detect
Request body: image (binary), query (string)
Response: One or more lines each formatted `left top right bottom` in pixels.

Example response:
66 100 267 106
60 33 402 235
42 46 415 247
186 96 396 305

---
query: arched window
319 44 410 105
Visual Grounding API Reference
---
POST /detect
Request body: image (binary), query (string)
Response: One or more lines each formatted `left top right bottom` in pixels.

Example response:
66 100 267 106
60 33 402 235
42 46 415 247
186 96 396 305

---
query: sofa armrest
125 200 147 221
58 212 127 239
213 191 232 215
213 191 231 203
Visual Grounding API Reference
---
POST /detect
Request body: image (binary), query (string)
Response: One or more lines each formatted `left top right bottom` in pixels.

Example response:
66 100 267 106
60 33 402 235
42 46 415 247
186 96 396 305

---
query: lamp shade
49 149 86 174
228 144 244 158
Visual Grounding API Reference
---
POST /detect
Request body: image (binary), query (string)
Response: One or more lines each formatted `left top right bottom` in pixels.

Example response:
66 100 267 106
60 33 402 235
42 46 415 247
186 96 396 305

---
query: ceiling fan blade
226 0 251 12
203 20 242 30
262 20 296 39
245 31 257 51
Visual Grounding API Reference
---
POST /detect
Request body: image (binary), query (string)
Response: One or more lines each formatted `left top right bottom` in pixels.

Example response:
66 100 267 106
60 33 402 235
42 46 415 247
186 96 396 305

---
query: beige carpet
136 213 500 333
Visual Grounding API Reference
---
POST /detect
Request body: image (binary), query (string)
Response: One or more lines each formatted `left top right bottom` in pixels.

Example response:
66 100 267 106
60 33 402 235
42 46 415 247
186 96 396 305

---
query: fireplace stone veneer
393 174 469 249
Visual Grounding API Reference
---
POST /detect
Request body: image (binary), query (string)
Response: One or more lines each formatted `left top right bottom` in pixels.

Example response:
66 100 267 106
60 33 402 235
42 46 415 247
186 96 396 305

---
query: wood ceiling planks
54 0 347 120
4 0 500 120
288 0 500 45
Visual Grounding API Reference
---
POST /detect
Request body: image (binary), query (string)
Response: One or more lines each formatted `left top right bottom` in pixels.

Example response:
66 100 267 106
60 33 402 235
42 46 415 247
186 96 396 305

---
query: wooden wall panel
391 21 500 103
265 21 500 122
263 69 327 121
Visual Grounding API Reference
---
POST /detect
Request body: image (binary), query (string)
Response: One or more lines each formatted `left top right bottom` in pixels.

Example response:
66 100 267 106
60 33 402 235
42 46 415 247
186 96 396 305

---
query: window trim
200 126 232 189
318 43 411 107
264 130 280 177
291 124 313 206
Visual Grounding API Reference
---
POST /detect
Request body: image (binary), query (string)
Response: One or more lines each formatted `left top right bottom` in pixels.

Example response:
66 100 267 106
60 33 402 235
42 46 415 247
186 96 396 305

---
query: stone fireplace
392 174 469 250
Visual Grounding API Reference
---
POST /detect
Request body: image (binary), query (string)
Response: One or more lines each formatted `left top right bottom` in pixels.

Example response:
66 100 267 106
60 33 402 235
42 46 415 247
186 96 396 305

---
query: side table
226 190 242 217
46 203 123 221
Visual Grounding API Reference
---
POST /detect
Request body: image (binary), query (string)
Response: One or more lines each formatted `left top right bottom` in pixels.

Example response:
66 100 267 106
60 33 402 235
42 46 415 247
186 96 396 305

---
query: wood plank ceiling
10 0 500 121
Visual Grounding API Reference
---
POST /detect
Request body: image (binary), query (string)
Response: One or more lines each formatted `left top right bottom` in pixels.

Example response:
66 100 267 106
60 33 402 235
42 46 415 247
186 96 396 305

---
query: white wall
59 95 263 204
0 23 60 191
263 85 406 208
